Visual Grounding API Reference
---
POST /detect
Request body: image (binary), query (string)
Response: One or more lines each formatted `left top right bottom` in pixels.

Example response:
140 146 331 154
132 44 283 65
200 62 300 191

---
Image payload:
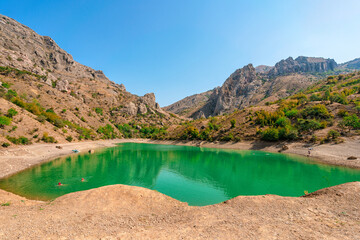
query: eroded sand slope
0 182 359 239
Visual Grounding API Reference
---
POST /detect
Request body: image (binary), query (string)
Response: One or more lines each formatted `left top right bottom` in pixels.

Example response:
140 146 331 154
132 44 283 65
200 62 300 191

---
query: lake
0 143 359 206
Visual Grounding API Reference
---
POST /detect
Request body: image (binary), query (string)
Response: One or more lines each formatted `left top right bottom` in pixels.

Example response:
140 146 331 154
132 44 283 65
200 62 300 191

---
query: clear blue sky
1 0 360 106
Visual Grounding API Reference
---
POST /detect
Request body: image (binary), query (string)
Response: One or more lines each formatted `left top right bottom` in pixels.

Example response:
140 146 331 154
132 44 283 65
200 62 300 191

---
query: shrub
97 124 117 139
337 109 348 117
2 142 10 148
284 109 299 119
41 132 56 143
181 125 199 140
0 116 12 128
94 107 103 115
116 124 133 138
278 126 298 140
341 114 360 130
6 108 18 118
221 133 234 141
301 104 332 119
275 117 291 127
6 136 30 145
297 119 322 132
261 128 279 141
230 119 236 128
66 136 73 142
327 130 340 140
54 119 65 128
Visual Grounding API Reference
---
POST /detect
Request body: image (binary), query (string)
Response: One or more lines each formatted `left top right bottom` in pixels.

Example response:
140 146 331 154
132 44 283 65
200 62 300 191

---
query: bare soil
0 138 359 239
0 182 359 239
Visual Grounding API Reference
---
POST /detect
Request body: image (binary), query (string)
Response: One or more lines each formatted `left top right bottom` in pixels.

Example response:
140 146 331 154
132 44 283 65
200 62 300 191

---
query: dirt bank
0 182 359 239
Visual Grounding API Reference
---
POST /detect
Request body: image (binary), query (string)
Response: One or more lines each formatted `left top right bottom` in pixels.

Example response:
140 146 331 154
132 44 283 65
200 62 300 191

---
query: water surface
0 143 359 206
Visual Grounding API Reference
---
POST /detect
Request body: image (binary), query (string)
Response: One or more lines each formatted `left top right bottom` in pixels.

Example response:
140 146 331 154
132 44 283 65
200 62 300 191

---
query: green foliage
341 114 360 130
284 109 299 119
327 130 340 140
337 109 348 117
6 108 18 118
278 126 298 140
275 117 291 127
97 124 117 139
0 66 46 80
0 116 11 128
6 136 30 145
261 128 279 141
1 142 10 148
94 107 103 115
301 104 332 119
181 125 199 140
230 119 236 128
255 110 284 127
297 119 322 132
41 132 56 143
66 136 73 142
116 124 133 138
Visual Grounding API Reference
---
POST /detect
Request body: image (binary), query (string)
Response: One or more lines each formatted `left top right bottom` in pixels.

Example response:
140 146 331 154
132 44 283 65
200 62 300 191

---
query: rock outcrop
165 55 359 119
268 56 337 76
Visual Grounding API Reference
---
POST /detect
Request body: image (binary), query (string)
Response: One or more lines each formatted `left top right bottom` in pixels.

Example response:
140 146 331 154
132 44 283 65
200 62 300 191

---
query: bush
230 119 236 128
181 125 199 140
341 114 360 130
66 136 73 142
337 109 348 117
97 124 117 139
261 128 279 141
41 132 56 143
0 116 11 128
297 119 322 132
116 124 133 138
275 117 291 127
6 108 18 118
94 107 103 115
301 104 332 119
284 109 299 119
6 136 30 145
278 126 298 140
2 142 10 148
327 130 340 140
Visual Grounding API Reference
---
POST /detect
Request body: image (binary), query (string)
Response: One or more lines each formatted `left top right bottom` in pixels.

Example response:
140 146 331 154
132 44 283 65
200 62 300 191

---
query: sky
1 0 360 106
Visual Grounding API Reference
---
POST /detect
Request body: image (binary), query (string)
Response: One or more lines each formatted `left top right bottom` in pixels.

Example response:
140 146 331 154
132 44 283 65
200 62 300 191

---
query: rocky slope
0 14 179 145
166 56 359 118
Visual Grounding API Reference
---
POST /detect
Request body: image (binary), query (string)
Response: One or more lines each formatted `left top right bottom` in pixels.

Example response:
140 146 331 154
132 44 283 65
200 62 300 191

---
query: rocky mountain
0 14 178 144
165 56 359 119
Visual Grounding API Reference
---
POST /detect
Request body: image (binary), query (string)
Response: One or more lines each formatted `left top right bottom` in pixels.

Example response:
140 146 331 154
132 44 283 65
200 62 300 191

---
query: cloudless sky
1 0 360 106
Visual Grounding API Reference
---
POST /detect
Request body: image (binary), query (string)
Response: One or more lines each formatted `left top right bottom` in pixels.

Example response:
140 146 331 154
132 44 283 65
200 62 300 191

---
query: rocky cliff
0 14 177 143
166 56 358 119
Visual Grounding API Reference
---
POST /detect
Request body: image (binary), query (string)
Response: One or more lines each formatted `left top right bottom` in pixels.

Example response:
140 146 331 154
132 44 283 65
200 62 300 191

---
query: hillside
165 71 360 143
0 14 180 146
165 56 360 119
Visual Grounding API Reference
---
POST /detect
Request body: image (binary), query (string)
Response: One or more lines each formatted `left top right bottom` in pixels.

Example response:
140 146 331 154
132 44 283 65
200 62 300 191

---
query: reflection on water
0 143 359 206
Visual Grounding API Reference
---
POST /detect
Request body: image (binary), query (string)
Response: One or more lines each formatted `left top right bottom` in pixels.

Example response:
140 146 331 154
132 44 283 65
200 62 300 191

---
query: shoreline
0 137 359 179
0 138 360 239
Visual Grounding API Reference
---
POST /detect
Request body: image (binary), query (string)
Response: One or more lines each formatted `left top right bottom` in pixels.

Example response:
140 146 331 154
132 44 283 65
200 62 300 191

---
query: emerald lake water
0 143 359 206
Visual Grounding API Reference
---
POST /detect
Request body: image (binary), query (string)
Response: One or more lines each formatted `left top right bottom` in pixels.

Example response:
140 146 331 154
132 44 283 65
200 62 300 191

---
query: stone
138 103 147 114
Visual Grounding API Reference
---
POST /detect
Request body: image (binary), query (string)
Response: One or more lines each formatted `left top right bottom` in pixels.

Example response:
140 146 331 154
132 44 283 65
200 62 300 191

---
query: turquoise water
0 143 359 206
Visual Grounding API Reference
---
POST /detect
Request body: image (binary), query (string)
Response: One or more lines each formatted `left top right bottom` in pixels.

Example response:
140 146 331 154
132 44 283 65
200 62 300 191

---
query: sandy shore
0 182 359 239
0 138 359 239
0 137 359 179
